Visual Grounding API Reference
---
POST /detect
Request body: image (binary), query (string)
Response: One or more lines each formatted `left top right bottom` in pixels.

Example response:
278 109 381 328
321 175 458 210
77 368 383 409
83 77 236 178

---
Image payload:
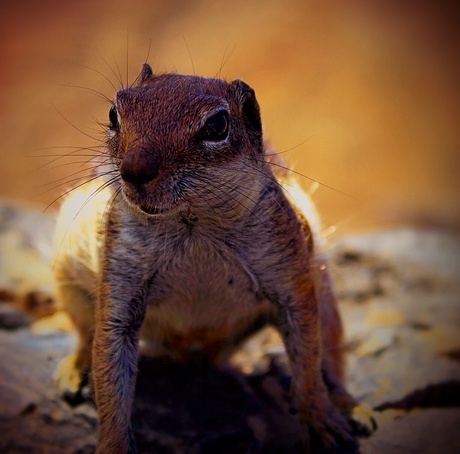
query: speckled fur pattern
53 64 359 453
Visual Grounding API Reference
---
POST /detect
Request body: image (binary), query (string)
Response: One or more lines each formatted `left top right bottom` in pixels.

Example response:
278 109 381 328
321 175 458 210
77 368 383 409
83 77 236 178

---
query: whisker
215 44 237 79
144 39 152 66
244 161 308 205
41 159 113 187
71 176 120 222
32 153 101 160
43 171 118 212
182 35 196 76
264 136 313 156
308 182 320 196
126 28 129 90
203 178 272 247
52 176 121 270
95 120 111 132
264 160 357 201
40 159 104 173
226 162 294 218
130 41 153 89
29 154 110 175
219 179 262 213
183 175 258 239
29 146 110 173
243 161 356 241
32 152 100 159
58 84 112 103
187 185 224 225
112 56 125 89
41 172 105 195
96 48 124 89
30 145 102 153
203 176 267 227
29 155 95 175
76 64 118 92
85 119 108 135
49 100 101 142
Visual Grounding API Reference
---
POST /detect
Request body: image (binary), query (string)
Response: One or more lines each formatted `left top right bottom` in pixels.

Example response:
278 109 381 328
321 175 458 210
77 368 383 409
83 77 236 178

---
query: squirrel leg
92 275 146 454
317 266 356 414
53 280 95 398
277 274 359 454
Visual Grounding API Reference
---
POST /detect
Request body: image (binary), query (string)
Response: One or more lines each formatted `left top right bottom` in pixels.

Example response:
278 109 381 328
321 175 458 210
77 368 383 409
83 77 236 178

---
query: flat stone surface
361 408 460 454
1 199 459 453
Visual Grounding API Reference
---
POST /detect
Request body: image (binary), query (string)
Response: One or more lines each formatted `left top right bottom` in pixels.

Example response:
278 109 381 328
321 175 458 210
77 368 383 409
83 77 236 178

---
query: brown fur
53 63 358 453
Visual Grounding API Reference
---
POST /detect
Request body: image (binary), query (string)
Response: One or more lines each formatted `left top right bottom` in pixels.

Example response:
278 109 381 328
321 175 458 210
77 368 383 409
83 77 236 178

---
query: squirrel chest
105 202 274 359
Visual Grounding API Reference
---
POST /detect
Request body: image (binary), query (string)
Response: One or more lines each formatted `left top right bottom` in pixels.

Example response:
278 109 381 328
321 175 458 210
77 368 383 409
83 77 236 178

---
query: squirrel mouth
121 187 183 217
138 203 172 216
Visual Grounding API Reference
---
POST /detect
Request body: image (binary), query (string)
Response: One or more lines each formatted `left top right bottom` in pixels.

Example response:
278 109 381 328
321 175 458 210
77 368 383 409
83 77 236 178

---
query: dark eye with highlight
200 110 229 142
109 105 119 131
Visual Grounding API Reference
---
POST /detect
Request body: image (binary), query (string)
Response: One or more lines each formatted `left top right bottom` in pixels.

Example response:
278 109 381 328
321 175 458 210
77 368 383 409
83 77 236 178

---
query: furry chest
141 228 266 332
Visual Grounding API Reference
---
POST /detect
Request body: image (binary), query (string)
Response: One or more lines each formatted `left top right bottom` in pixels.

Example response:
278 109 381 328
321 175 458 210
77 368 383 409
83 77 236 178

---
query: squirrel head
105 63 265 218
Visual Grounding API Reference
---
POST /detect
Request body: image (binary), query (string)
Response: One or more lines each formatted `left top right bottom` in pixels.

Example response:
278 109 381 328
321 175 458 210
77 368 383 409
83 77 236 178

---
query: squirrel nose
121 151 160 185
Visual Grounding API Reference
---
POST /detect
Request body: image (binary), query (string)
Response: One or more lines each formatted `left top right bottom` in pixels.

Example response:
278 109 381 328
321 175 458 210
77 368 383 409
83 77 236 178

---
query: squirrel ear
231 79 262 134
137 63 153 85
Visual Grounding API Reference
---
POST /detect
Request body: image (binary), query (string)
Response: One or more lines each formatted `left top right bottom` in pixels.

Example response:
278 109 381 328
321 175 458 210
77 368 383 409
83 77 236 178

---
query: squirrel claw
303 405 360 454
53 353 91 406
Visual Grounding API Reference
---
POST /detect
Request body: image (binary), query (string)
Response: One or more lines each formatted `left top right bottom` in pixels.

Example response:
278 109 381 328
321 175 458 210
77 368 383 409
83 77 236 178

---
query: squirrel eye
108 105 119 130
200 110 229 142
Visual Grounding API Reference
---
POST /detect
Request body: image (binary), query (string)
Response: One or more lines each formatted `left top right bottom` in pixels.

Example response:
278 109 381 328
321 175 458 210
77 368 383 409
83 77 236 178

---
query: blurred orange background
1 0 459 233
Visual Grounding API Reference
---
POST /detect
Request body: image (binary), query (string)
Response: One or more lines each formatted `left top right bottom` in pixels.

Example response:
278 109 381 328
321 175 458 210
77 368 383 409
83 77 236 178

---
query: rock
333 229 460 453
1 199 459 452
0 201 55 293
361 408 460 454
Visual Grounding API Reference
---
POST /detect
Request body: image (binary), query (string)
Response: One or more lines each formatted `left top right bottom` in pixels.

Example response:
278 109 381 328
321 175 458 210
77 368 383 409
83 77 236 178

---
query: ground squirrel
53 63 360 453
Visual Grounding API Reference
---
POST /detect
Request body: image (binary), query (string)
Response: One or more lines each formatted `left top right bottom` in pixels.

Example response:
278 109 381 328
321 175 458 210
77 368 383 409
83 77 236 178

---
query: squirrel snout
120 151 160 186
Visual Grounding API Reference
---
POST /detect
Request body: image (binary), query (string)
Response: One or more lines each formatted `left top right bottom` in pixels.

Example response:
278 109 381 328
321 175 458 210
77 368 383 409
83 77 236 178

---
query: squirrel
52 63 361 453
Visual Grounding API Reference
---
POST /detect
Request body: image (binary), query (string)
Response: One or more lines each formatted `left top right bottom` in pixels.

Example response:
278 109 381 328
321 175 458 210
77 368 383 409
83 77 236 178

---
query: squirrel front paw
53 353 91 405
301 404 360 454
